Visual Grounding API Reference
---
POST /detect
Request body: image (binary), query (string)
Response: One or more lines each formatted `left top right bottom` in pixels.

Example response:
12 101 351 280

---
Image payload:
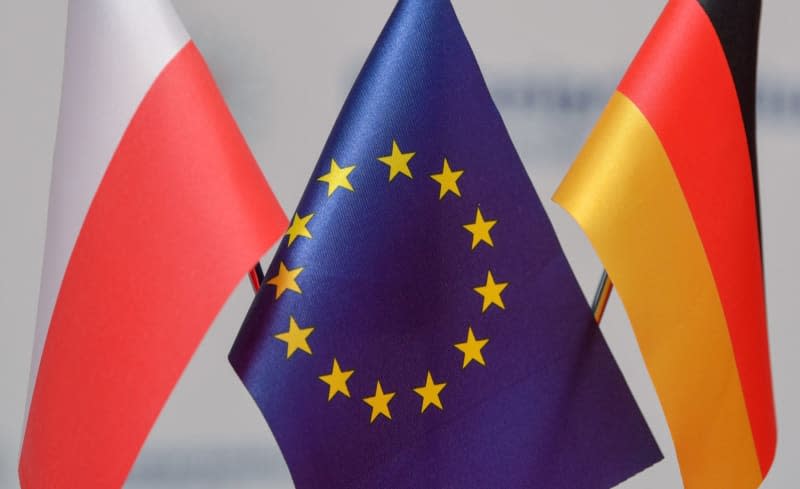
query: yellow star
285 212 314 246
454 326 489 368
413 371 446 413
463 208 497 250
266 261 303 299
274 316 314 358
430 158 464 199
377 140 415 181
317 159 356 197
473 270 508 312
318 358 354 401
363 381 395 423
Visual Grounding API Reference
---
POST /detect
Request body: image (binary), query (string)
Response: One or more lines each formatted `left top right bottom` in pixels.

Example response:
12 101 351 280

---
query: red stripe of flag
19 42 287 488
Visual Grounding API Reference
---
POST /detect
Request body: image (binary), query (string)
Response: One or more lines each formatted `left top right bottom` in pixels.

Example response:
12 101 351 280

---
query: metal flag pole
248 263 265 293
591 270 613 324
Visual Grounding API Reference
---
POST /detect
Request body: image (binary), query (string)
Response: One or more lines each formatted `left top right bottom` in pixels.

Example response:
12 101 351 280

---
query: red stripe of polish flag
19 1 287 487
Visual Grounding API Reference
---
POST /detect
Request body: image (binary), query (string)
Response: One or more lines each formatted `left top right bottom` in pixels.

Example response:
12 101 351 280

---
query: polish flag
18 1 287 487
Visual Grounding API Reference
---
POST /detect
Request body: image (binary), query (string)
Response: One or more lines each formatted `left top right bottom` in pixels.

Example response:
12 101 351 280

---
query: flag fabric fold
230 1 662 488
19 1 287 487
554 0 775 487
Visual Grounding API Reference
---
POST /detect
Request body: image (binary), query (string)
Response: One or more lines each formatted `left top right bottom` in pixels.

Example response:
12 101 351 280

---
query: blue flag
230 1 662 487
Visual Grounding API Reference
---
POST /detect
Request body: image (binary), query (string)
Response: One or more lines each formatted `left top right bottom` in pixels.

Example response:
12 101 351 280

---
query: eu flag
230 1 662 487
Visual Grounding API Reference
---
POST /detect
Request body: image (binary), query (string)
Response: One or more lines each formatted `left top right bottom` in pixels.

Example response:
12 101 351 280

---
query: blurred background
1 1 797 487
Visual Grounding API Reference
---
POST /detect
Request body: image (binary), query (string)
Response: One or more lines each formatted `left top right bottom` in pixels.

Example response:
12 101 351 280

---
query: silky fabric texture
20 41 287 489
554 0 773 486
230 1 662 488
555 92 763 488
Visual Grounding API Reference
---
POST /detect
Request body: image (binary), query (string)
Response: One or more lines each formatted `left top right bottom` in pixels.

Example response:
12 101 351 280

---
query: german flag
554 0 775 487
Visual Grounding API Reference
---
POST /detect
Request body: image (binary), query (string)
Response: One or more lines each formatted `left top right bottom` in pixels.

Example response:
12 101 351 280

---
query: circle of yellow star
430 158 464 199
473 270 508 312
286 212 314 246
454 326 489 368
377 140 415 181
363 381 396 423
266 261 303 299
463 208 497 249
274 316 314 358
318 358 354 401
317 159 356 197
413 371 446 413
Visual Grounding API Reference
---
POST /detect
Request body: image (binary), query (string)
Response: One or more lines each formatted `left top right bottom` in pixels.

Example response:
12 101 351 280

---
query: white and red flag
19 1 287 487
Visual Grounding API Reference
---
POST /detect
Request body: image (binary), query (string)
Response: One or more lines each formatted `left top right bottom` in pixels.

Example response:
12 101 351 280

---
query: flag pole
591 270 613 324
248 263 265 293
